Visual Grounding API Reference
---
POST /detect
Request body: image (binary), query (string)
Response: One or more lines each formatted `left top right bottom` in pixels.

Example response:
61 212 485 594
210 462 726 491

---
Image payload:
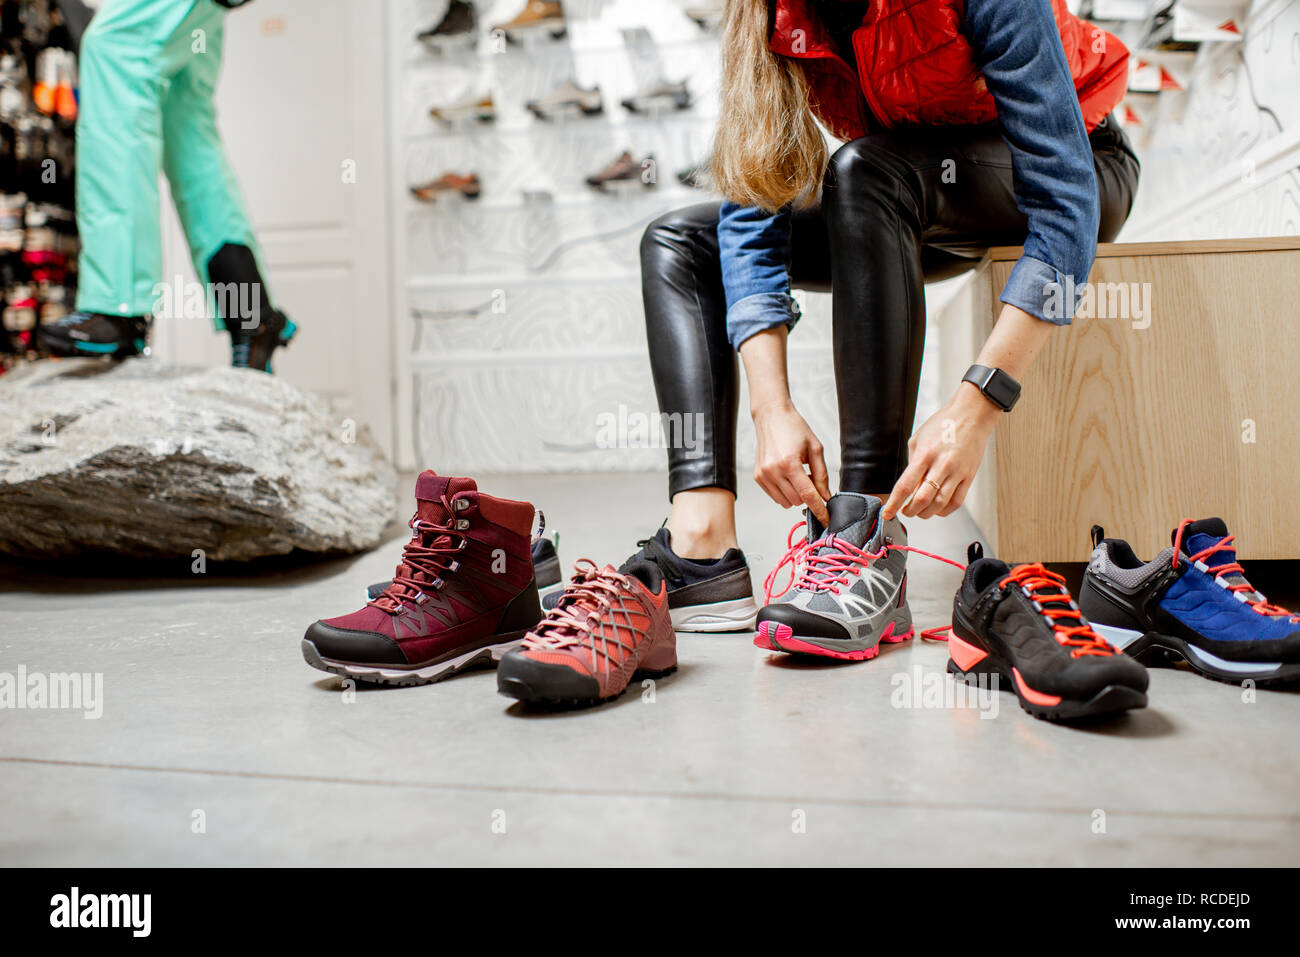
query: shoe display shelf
386 0 729 473
0 0 79 372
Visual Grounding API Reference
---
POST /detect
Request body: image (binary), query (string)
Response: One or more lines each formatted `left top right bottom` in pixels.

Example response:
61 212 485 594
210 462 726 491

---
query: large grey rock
0 358 398 561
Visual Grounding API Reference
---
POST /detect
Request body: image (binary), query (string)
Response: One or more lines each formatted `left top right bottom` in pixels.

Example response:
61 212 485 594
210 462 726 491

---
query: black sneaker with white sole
545 526 757 632
948 543 1149 721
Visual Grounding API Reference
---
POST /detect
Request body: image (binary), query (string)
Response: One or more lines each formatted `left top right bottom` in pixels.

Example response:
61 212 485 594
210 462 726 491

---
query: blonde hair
709 0 828 211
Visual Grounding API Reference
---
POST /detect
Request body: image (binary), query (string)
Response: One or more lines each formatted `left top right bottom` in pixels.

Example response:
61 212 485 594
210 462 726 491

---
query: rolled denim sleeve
964 0 1101 324
717 200 802 349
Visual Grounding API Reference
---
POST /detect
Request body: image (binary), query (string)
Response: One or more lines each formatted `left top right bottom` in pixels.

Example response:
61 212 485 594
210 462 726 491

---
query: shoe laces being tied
763 519 886 602
370 494 469 612
1001 563 1114 658
524 560 650 677
1171 519 1300 622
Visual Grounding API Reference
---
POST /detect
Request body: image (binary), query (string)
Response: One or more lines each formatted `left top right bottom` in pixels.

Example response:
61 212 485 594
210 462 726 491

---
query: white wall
152 0 396 455
388 0 845 475
1121 0 1300 240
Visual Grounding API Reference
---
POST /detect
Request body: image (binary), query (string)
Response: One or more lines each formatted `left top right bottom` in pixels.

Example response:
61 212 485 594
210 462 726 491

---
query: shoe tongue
557 563 623 619
1176 517 1251 587
378 471 477 608
414 470 477 524
1011 563 1074 611
1176 517 1228 553
815 493 882 550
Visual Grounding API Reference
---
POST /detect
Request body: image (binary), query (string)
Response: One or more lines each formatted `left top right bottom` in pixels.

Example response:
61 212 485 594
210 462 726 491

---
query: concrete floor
2 472 1299 866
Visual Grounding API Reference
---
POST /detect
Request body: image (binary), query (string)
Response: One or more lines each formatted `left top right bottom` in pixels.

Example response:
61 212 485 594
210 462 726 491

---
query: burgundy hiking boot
301 470 543 685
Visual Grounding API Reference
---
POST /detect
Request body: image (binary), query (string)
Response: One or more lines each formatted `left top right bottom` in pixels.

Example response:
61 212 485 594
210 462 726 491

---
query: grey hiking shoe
754 493 912 660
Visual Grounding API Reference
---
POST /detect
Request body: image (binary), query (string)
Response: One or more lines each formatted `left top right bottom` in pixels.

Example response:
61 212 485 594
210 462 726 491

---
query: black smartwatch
962 364 1021 412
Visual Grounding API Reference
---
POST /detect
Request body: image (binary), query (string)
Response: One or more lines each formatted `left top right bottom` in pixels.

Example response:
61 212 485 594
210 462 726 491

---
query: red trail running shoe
497 559 674 706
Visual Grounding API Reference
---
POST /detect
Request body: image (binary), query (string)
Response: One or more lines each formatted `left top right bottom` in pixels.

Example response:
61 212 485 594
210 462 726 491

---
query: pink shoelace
369 495 467 612
523 560 650 677
762 519 967 642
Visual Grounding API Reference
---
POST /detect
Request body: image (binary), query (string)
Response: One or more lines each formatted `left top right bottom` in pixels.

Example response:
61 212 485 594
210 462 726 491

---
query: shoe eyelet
455 519 470 530
448 560 460 573
453 498 470 511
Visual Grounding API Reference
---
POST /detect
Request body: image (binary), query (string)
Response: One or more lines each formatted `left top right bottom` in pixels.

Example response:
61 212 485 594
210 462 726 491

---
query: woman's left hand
882 386 1000 520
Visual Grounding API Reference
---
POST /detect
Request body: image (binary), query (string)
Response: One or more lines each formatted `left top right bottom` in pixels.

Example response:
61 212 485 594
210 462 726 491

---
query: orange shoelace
1171 520 1299 622
1000 563 1113 657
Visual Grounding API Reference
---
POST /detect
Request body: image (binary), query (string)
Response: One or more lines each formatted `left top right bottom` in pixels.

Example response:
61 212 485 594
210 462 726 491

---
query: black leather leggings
641 118 1139 499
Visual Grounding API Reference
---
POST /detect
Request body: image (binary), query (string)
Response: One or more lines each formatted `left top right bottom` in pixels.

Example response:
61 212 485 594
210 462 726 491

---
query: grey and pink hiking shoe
301 471 543 686
754 493 912 661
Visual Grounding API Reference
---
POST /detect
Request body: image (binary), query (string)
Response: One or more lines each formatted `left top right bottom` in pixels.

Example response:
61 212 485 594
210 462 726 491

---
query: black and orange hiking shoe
947 543 1149 721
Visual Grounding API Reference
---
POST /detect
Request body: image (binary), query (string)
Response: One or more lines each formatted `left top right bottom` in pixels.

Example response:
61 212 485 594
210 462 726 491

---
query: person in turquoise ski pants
39 0 296 371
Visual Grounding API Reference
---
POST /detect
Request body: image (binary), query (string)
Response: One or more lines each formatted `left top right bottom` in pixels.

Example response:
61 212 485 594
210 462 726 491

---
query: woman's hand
752 400 831 524
883 385 999 520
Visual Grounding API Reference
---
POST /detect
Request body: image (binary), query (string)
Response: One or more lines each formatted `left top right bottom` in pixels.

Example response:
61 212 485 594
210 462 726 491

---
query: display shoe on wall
1080 519 1300 685
368 520 564 606
755 493 912 660
492 0 567 41
620 79 691 114
410 172 482 201
525 79 603 119
430 92 495 124
677 160 709 188
584 151 655 191
949 544 1149 720
301 471 544 686
684 0 724 29
36 311 151 358
497 559 674 706
556 526 757 632
418 0 478 44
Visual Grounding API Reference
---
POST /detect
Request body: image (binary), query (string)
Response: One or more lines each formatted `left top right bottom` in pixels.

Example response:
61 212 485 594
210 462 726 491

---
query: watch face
985 368 1020 410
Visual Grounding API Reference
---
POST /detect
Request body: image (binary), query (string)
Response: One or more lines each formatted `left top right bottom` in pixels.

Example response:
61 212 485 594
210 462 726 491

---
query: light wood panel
948 241 1300 561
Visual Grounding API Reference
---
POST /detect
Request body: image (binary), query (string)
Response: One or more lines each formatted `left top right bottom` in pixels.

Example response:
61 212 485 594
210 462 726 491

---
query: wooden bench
933 237 1300 562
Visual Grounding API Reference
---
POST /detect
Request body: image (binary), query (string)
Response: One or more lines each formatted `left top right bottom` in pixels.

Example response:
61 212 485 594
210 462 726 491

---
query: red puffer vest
770 0 1128 141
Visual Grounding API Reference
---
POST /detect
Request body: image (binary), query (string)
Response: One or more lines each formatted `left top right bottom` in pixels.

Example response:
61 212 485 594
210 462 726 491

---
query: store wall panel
1124 0 1300 240
392 0 776 473
410 346 842 476
156 0 396 453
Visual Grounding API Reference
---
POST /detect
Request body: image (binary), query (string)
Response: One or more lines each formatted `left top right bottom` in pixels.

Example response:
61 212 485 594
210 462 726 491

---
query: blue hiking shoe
1079 518 1300 685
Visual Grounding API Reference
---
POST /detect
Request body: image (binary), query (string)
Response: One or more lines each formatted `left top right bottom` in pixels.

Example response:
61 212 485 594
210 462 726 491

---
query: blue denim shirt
719 0 1101 349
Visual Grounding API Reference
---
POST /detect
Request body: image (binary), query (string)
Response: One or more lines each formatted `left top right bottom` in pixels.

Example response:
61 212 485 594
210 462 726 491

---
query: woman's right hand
752 400 831 525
